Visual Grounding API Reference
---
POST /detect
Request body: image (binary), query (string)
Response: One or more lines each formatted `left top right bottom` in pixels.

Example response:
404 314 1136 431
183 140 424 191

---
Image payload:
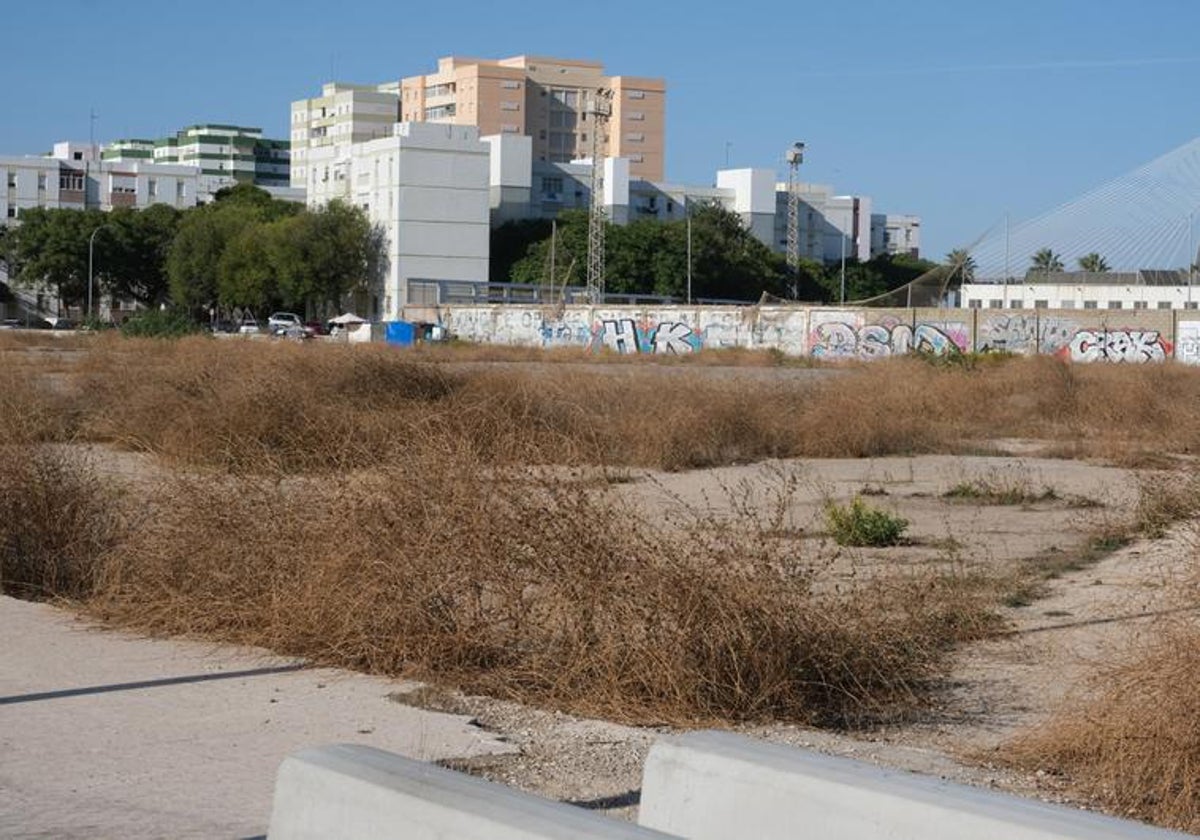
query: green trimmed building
103 125 289 188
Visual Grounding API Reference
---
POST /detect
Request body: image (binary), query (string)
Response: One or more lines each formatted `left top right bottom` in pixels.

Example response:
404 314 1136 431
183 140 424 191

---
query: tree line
491 204 939 304
0 184 385 318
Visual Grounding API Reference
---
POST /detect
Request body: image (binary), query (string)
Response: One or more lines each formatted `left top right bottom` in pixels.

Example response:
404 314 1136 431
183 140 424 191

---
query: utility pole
585 88 613 305
785 142 805 299
686 196 692 305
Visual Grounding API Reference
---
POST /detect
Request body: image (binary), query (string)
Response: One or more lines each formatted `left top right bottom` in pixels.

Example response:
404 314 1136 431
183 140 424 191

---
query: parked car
211 318 238 334
0 319 19 330
304 320 328 336
238 317 261 335
267 312 304 332
49 318 75 330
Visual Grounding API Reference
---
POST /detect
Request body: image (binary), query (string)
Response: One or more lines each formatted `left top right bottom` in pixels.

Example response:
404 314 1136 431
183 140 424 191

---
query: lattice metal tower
585 89 614 304
785 142 805 298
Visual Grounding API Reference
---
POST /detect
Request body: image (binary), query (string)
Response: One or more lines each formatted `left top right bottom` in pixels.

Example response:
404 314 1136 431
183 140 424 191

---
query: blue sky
5 0 1198 259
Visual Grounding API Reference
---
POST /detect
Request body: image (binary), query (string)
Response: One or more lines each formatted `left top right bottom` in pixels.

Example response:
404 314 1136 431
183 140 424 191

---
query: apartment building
305 122 490 319
104 125 290 188
290 84 402 188
2 141 200 221
871 213 921 258
292 55 666 184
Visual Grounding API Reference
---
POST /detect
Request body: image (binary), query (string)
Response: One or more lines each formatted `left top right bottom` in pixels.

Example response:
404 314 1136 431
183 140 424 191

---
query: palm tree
944 248 977 282
1030 248 1064 274
1077 253 1110 273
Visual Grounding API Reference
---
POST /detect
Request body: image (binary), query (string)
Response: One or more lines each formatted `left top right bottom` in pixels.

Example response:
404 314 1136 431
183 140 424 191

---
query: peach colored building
398 55 665 181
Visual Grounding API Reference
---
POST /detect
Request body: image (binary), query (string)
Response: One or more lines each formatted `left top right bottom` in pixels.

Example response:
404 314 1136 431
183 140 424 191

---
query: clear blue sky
5 0 1198 259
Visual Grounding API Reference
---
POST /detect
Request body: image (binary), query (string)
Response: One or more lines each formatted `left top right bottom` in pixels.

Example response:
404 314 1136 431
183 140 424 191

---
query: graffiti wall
437 305 1198 363
977 310 1174 363
807 309 969 359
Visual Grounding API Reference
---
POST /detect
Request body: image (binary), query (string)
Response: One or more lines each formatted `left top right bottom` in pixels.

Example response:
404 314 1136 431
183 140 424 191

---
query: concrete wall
433 304 1200 363
268 744 678 840
638 731 1193 840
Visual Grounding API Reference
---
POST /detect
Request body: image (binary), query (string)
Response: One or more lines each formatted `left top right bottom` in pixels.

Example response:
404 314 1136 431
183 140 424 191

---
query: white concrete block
268 743 679 840
639 731 1192 840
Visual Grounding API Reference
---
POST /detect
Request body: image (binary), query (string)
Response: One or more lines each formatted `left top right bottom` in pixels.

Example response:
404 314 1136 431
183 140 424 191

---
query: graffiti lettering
591 319 702 355
810 322 965 359
1065 330 1169 364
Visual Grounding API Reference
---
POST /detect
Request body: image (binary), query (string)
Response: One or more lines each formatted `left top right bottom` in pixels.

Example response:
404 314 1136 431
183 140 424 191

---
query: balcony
109 192 136 208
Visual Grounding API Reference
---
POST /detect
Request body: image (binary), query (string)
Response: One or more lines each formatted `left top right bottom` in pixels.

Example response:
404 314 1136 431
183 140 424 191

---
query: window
501 80 521 89
501 124 519 133
148 178 157 197
551 90 578 107
500 101 520 111
627 111 645 121
627 90 645 99
424 104 457 120
1157 301 1173 309
1034 299 1048 309
625 132 645 142
988 299 1003 309
1107 300 1123 309
1083 300 1098 309
1186 302 1199 310
968 299 982 309
37 173 46 190
542 176 563 197
1133 301 1148 309
6 172 14 188
628 153 644 163
1008 299 1022 308
59 172 84 191
176 181 186 199
6 207 15 218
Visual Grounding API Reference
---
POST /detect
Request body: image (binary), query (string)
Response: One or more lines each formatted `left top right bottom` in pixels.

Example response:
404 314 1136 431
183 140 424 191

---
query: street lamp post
685 196 692 305
87 224 110 322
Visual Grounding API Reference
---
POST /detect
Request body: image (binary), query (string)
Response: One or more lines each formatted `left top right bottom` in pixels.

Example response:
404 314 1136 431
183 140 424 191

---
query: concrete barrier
638 731 1192 840
268 743 679 840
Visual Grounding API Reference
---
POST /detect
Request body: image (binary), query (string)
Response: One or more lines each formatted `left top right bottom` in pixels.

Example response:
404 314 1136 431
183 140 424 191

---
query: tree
1029 248 1064 275
101 204 181 307
217 222 279 311
945 248 977 282
274 200 385 313
1077 252 1110 273
167 200 273 314
4 207 107 312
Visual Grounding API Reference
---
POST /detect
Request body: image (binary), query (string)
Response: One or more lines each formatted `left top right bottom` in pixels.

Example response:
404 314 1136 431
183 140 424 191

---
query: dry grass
6 338 1200 740
0 447 122 600
1005 623 1200 832
72 447 994 728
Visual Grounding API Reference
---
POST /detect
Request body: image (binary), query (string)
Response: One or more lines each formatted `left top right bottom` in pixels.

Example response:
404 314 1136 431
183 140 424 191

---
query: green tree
101 204 181 307
1077 252 1110 273
945 248 977 282
273 200 384 313
217 222 279 311
4 207 106 312
167 200 268 314
1030 248 1065 275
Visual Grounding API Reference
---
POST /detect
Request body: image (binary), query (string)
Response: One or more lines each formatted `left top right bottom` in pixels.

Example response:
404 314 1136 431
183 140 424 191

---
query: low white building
871 213 921 258
2 142 201 221
306 122 490 320
961 271 1200 311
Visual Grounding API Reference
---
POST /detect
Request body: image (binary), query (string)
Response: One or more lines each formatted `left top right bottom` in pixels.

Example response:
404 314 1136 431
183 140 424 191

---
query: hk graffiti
1064 330 1170 364
592 319 702 354
810 322 965 359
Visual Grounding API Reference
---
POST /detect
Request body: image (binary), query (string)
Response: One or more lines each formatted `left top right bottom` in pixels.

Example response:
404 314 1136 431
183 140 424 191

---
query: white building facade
306 122 490 320
961 272 1200 311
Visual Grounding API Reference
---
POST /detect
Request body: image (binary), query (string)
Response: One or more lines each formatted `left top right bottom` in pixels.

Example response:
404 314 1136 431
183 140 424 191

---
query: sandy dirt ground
0 598 514 839
5 448 1194 836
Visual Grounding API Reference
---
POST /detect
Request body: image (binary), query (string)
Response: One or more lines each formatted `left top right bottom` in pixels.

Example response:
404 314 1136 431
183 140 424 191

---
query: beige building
291 55 665 184
399 55 664 181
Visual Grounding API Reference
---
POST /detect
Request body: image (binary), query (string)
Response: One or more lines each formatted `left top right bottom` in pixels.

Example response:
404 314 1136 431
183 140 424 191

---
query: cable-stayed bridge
969 136 1200 280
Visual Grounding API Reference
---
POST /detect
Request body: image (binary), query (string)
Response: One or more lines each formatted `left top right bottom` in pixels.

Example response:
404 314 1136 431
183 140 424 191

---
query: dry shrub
1006 626 1200 832
0 447 122 600
88 447 993 727
0 365 73 444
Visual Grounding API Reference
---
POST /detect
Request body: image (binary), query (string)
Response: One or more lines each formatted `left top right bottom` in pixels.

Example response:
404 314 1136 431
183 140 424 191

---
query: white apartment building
306 122 490 320
2 142 201 222
871 213 921 258
290 83 403 189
